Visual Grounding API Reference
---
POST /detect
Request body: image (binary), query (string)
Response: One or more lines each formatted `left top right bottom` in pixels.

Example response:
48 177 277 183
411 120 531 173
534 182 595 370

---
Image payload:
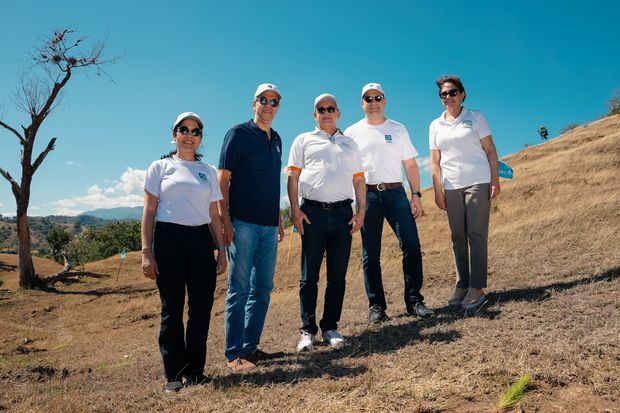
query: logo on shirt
384 134 392 143
198 172 208 181
461 120 473 128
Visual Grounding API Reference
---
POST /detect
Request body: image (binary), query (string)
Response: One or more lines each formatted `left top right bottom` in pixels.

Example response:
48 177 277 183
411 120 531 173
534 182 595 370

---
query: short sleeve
287 134 305 171
208 165 223 202
429 121 438 150
218 127 242 172
144 161 162 198
474 112 491 139
400 125 418 159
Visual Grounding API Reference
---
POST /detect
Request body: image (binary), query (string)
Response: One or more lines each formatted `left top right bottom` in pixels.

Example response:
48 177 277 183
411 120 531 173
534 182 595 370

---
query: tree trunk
17 202 37 288
16 156 37 288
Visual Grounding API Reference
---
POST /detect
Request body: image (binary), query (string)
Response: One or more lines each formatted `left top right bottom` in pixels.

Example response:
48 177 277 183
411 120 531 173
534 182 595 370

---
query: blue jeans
224 219 278 361
299 203 352 335
361 187 424 311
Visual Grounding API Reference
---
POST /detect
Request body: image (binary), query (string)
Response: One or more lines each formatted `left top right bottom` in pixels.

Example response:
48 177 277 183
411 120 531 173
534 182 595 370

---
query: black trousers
154 221 217 381
299 203 352 335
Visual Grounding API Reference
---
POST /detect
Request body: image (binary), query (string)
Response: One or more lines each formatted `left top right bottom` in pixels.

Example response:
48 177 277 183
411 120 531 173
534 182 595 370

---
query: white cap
254 83 281 99
314 93 338 109
361 82 385 98
173 112 203 129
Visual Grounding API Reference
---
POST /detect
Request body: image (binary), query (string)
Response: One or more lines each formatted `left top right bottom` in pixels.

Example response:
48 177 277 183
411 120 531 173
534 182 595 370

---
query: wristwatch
216 245 227 251
412 191 422 198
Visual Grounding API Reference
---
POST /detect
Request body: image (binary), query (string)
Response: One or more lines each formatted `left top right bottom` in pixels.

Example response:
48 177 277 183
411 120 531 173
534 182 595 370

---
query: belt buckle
377 182 386 192
322 202 331 210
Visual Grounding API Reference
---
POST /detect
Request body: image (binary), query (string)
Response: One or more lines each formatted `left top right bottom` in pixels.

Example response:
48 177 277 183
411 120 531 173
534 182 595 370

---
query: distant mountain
79 206 143 221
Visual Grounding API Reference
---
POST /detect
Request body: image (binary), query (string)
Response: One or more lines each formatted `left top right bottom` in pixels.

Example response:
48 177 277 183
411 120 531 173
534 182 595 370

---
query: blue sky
1 1 618 216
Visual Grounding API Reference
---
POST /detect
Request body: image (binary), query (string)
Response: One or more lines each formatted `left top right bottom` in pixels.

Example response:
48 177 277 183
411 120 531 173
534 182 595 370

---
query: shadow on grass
0 261 18 272
214 266 619 385
212 361 368 388
486 265 618 304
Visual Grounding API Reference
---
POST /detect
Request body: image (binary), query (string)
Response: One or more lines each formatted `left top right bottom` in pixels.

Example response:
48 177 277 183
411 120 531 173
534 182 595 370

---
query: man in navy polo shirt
218 83 285 373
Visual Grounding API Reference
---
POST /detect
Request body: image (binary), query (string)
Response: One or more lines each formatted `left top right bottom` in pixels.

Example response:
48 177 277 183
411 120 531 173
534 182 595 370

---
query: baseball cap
254 83 281 99
361 82 385 98
173 112 203 130
314 93 338 109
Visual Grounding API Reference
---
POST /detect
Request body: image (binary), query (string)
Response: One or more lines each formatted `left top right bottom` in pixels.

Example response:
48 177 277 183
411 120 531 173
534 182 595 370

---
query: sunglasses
439 89 460 99
316 106 337 114
363 95 384 103
176 125 203 137
256 96 280 107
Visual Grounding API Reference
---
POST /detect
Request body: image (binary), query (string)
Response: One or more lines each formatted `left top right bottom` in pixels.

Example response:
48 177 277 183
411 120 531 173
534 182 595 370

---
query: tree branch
0 166 21 197
0 120 26 145
32 137 57 173
37 71 71 122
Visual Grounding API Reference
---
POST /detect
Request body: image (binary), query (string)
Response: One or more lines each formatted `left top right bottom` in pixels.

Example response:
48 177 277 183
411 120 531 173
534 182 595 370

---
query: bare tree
0 29 117 288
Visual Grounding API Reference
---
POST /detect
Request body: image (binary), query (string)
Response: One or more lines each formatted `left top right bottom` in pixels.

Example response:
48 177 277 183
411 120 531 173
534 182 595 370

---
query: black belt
302 198 353 209
366 182 402 191
156 221 210 234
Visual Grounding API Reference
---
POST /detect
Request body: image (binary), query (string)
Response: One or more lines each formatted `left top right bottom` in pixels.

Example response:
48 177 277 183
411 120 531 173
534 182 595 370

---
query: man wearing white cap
344 83 434 324
218 83 285 372
287 93 366 351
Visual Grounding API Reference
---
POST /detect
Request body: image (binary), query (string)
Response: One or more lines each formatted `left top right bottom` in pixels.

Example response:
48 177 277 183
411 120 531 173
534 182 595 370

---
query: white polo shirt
344 118 418 185
429 108 492 190
287 128 364 203
144 155 223 226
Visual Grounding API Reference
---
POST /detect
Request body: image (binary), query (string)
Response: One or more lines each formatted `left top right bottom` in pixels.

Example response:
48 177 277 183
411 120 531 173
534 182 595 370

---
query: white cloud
52 167 146 216
0 201 4 209
417 155 431 173
66 161 75 165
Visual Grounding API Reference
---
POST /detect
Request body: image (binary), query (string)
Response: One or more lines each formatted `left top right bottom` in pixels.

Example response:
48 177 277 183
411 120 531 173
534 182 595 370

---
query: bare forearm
287 174 301 211
404 162 421 193
217 171 231 221
141 194 157 249
353 176 367 211
209 202 225 247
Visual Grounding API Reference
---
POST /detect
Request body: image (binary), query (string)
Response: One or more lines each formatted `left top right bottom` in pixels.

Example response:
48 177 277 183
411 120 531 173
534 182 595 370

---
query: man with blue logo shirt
344 83 434 324
218 83 285 373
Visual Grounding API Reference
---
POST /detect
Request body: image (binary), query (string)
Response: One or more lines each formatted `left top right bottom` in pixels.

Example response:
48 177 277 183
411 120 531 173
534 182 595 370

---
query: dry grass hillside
1 115 619 412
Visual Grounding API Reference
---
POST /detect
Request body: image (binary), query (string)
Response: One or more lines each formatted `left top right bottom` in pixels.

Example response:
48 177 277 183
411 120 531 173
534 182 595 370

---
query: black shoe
407 303 436 319
183 373 211 386
165 380 183 393
243 348 286 364
368 304 389 324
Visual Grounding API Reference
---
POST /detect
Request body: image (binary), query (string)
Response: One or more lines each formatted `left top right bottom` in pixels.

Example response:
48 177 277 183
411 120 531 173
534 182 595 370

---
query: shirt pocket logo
384 134 393 143
461 120 473 129
198 172 208 182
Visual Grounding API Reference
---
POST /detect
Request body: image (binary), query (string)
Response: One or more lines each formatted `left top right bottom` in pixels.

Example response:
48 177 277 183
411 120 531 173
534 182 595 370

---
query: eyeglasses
363 95 384 103
439 89 460 99
256 96 280 107
176 125 203 137
316 106 337 114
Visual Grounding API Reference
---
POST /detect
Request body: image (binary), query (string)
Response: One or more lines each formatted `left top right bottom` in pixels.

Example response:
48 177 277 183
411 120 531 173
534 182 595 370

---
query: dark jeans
154 221 217 382
361 187 424 311
299 202 353 335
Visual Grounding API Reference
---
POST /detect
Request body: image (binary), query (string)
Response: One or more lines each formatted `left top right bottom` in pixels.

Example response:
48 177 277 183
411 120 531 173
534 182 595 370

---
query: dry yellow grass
1 115 619 412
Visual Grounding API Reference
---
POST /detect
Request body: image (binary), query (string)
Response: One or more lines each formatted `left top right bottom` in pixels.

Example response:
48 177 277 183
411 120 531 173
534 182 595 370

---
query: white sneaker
322 330 345 348
297 330 314 352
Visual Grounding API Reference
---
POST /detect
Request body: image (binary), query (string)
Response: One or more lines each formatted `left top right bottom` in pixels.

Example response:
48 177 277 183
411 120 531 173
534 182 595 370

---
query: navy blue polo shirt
219 120 282 227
